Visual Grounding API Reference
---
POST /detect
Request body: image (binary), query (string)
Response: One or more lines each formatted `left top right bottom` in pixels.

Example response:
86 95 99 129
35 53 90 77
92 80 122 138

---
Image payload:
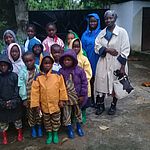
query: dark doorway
29 9 107 42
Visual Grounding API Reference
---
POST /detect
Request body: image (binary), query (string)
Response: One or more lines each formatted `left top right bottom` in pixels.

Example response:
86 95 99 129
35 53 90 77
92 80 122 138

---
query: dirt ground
0 55 150 150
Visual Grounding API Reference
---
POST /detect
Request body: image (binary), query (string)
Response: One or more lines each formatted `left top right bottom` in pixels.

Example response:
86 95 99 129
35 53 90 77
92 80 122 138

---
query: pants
63 104 82 126
27 108 42 127
0 119 22 132
43 112 61 132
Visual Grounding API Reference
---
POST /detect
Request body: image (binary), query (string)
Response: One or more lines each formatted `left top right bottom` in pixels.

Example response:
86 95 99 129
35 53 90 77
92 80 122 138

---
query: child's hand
59 101 65 108
36 107 42 117
23 100 28 108
79 96 84 105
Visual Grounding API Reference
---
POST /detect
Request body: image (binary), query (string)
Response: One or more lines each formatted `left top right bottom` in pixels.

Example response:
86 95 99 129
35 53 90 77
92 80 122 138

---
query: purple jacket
59 49 88 107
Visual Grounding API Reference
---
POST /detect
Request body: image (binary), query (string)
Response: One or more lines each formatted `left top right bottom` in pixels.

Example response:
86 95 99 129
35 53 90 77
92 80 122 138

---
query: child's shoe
53 131 59 144
46 132 52 144
82 110 86 124
37 125 43 137
67 125 74 139
2 131 8 144
76 122 84 137
31 126 37 138
17 128 23 141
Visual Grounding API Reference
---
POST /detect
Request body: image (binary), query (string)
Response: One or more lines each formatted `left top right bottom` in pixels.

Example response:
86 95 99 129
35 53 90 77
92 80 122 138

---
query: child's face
63 56 73 68
10 45 20 61
89 16 98 30
67 33 75 45
47 25 56 38
4 33 15 45
23 54 35 70
33 45 42 56
0 62 9 73
27 27 35 39
51 47 61 62
42 57 53 73
72 40 80 55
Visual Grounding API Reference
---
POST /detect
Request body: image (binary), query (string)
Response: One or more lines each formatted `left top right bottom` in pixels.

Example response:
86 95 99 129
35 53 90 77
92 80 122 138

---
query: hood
7 43 22 63
40 51 54 72
3 30 17 44
69 38 83 57
86 13 101 34
59 49 78 68
0 54 13 73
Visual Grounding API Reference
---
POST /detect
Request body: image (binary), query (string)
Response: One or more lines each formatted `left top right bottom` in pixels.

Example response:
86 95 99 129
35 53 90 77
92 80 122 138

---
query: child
42 22 64 53
69 38 92 123
7 43 25 75
0 54 23 144
2 30 24 55
24 24 41 52
32 43 44 65
18 52 42 138
30 54 68 144
59 49 88 139
51 44 62 73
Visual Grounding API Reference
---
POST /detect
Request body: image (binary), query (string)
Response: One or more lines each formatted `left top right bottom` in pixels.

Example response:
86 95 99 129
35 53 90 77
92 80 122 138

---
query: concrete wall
111 1 150 51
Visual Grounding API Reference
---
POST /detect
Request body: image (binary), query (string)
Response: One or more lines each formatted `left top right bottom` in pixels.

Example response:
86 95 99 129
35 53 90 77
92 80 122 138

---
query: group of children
0 17 97 145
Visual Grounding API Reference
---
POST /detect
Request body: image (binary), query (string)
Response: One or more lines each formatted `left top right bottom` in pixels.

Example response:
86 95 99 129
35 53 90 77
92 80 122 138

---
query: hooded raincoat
81 13 101 76
69 38 92 97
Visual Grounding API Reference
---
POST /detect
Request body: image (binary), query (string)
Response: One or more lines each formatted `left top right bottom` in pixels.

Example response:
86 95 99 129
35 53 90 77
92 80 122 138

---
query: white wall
111 1 150 51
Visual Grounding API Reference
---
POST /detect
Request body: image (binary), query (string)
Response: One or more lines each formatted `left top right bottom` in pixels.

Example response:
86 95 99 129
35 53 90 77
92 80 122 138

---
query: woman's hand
106 48 118 56
59 101 65 108
120 65 125 75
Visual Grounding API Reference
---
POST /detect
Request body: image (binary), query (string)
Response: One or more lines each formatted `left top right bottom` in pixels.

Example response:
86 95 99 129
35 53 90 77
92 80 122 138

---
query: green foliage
0 40 4 53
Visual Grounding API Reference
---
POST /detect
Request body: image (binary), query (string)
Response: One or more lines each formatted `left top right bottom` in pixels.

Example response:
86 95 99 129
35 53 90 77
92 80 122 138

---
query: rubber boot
17 128 23 142
37 125 43 137
108 97 117 115
31 126 37 138
53 131 59 144
2 131 8 145
67 125 74 139
76 122 84 137
82 109 86 124
95 95 105 115
46 132 52 144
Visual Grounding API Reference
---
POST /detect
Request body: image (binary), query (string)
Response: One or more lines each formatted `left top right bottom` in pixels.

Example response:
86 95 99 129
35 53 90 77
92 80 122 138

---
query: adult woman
81 13 101 106
94 10 130 115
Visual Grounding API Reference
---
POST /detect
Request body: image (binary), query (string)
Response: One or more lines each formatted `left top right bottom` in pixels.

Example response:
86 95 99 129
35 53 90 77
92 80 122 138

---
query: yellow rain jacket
69 38 92 97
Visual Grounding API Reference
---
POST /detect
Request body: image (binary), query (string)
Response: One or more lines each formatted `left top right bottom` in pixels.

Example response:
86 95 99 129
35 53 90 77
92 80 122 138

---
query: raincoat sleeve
18 70 27 100
30 77 40 108
59 75 68 101
81 34 86 52
117 29 130 65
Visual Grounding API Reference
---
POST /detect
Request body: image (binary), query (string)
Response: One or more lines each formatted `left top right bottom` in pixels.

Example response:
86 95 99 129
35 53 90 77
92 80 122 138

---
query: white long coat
94 25 130 96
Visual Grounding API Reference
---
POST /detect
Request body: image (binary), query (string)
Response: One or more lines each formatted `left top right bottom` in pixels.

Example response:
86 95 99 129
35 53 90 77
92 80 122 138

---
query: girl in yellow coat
69 38 92 123
30 53 68 144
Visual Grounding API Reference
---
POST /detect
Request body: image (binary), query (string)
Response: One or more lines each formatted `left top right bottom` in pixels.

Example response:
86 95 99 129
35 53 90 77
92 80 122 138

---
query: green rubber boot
53 131 59 144
46 132 52 144
82 110 86 124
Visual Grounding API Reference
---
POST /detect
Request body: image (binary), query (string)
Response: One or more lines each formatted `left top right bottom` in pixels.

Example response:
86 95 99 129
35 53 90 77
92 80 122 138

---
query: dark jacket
0 55 22 122
59 49 88 107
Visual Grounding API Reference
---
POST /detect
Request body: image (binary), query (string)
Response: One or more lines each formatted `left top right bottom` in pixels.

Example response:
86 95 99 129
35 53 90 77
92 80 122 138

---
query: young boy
0 54 23 144
18 52 42 138
7 43 25 75
51 44 62 73
42 22 64 53
24 24 41 52
30 54 68 144
59 49 88 139
69 38 92 123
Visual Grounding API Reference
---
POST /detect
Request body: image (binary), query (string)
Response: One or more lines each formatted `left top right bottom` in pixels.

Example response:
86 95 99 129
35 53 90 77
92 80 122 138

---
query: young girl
18 52 42 138
24 24 41 52
30 54 68 144
42 22 64 54
2 30 24 55
69 38 92 123
0 55 23 144
7 43 25 75
51 44 62 73
59 49 88 139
